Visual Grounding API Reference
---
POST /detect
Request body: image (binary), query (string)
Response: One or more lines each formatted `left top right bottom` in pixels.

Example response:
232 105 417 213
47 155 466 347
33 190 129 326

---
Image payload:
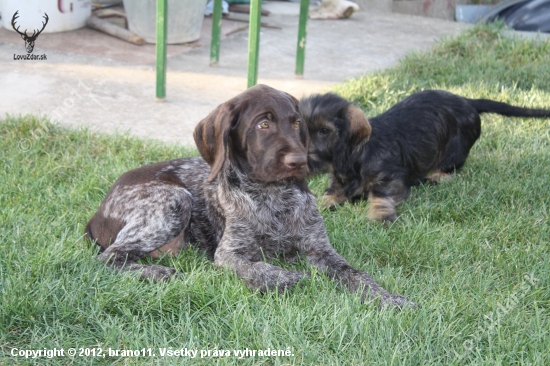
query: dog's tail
84 222 105 253
467 98 550 118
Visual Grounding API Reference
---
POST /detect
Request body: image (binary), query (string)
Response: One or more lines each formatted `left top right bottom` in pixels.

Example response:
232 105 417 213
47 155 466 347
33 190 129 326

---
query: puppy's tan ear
346 105 372 144
193 101 239 182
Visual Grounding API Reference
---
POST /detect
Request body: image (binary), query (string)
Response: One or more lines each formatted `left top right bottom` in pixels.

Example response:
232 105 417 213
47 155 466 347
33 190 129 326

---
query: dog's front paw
319 194 343 210
425 171 453 185
279 270 309 291
367 198 397 222
380 293 417 309
138 264 181 282
242 262 307 294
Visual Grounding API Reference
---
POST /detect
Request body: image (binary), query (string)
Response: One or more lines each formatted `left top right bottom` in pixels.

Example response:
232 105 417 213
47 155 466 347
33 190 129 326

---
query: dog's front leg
367 179 410 222
320 174 349 209
214 230 306 294
300 218 413 308
306 247 411 307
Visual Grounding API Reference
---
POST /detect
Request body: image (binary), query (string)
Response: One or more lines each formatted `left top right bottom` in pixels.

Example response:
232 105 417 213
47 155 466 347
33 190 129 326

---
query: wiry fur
301 90 550 221
85 84 412 307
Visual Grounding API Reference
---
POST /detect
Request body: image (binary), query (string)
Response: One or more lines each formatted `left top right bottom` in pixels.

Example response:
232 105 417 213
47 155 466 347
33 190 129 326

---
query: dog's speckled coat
85 85 411 307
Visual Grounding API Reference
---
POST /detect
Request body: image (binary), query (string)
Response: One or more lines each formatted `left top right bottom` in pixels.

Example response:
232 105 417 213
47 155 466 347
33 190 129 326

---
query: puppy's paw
137 264 180 282
251 268 307 294
380 293 417 309
425 171 452 185
319 194 341 210
276 270 309 294
367 196 397 222
367 206 397 222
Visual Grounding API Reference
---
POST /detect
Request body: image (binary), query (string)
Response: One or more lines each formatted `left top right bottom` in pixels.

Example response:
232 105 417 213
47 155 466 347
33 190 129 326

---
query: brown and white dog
85 84 412 308
301 90 550 222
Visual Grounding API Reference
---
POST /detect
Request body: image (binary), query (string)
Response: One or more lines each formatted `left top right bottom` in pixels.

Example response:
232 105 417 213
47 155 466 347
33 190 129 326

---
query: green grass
1 25 549 365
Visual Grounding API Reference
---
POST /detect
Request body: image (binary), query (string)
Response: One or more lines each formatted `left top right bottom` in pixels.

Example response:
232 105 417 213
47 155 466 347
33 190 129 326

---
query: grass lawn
1 25 549 365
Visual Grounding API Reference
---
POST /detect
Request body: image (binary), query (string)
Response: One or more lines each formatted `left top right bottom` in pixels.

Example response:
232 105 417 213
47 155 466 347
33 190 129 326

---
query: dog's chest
221 182 311 254
228 184 307 226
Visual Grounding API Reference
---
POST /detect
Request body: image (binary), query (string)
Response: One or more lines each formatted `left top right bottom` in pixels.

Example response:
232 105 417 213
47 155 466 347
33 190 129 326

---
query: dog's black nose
284 153 307 170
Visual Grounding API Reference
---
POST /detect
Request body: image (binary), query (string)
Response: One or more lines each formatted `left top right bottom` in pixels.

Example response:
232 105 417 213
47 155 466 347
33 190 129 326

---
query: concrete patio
0 1 467 147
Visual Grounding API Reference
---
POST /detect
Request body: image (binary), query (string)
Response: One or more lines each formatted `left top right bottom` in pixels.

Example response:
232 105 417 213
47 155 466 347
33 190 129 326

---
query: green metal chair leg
295 0 309 78
156 0 167 100
247 0 262 88
210 0 223 66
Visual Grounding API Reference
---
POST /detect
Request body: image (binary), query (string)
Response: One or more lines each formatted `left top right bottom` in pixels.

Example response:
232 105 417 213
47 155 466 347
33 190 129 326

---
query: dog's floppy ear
346 105 372 144
194 101 241 182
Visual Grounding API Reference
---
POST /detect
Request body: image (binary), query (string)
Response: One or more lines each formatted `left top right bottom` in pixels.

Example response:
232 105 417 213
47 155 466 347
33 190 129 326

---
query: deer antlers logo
11 11 49 54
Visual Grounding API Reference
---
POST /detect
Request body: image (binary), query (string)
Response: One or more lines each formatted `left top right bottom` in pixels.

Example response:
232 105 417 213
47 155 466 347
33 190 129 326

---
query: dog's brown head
300 93 371 175
194 84 309 184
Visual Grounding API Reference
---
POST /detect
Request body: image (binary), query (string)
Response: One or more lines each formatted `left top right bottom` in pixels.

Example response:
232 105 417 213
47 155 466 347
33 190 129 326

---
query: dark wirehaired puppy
301 90 550 222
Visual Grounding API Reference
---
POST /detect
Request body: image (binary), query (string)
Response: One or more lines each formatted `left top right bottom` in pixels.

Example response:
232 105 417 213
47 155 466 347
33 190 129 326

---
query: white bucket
123 0 208 44
1 0 91 33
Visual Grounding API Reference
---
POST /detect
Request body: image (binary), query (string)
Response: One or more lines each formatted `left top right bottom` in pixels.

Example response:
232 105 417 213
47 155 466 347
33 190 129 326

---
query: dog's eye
257 121 269 129
293 121 300 129
319 128 330 136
